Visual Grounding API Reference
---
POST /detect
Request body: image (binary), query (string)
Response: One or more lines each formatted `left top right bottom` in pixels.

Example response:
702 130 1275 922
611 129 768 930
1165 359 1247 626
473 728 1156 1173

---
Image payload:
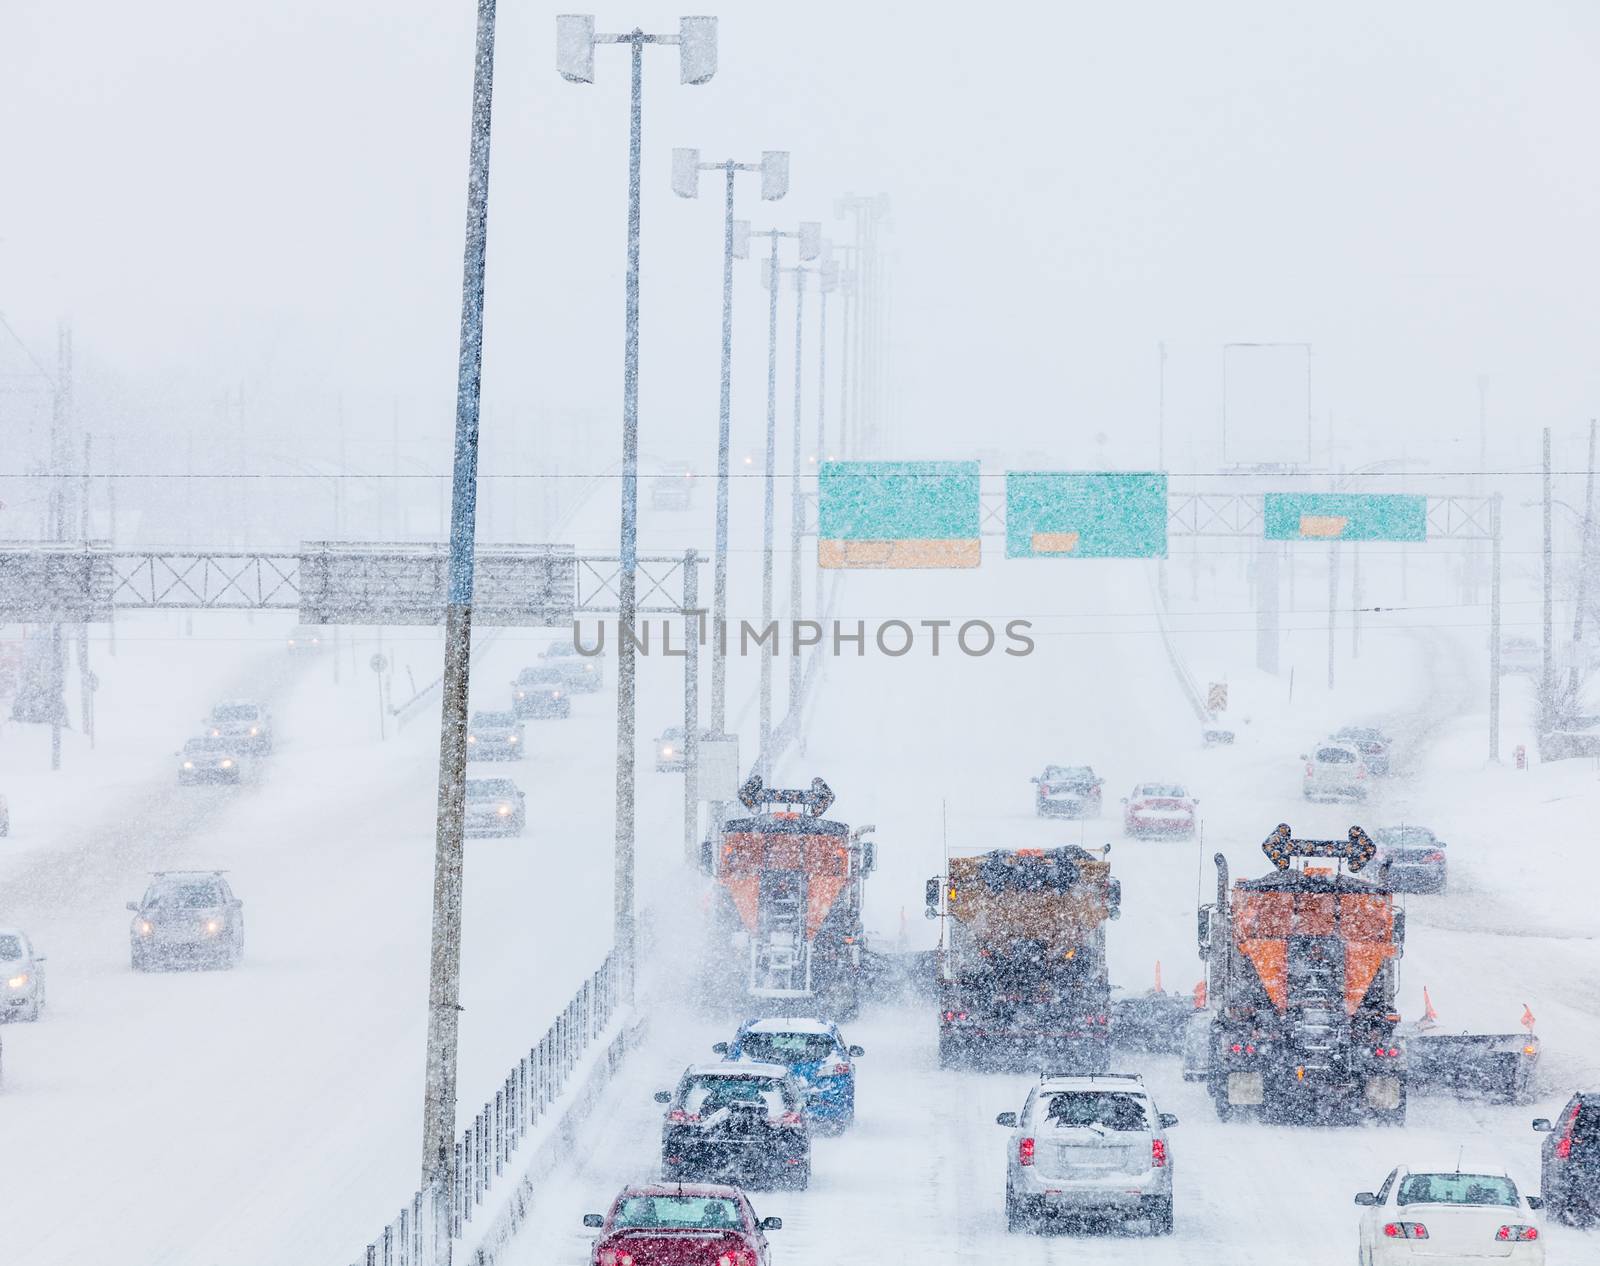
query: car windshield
740 1032 837 1064
185 738 232 753
1316 747 1356 763
148 883 223 908
1137 785 1185 798
682 1075 792 1115
613 1196 743 1229
1039 1091 1150 1132
1396 1173 1518 1207
466 781 517 799
473 712 515 727
0 934 23 959
211 705 258 722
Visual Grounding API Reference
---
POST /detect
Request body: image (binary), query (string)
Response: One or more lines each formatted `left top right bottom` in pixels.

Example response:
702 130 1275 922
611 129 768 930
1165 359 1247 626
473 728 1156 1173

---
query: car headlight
249 727 258 736
552 689 562 698
210 728 221 737
202 918 222 936
6 972 28 989
287 639 296 647
516 691 526 699
584 663 595 673
662 746 674 757
220 758 235 769
467 735 477 744
507 735 518 744
182 761 195 769
496 804 513 816
137 920 154 936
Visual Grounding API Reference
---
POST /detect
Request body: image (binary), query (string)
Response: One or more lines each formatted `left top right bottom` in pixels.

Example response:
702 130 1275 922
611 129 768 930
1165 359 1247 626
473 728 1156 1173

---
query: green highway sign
1263 493 1427 542
818 461 980 568
1005 472 1168 559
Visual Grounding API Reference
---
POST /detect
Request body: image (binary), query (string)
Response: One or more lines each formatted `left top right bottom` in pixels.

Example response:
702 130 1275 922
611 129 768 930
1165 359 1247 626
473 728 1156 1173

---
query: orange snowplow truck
700 775 876 1017
1195 824 1407 1124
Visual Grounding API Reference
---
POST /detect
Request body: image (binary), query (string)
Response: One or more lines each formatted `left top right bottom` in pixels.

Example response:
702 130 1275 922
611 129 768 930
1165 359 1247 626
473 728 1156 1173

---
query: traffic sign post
1004 472 1168 559
371 652 390 742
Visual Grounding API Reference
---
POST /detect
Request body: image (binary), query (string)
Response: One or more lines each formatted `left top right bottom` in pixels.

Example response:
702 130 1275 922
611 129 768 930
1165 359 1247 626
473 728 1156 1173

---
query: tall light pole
670 147 789 739
835 194 889 453
558 14 717 1006
738 219 820 776
1542 426 1555 733
421 0 497 1241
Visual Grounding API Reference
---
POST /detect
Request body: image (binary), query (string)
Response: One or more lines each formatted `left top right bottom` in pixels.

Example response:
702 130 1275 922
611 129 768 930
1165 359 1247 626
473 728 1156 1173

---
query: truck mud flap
1363 1075 1403 1110
1227 1072 1265 1106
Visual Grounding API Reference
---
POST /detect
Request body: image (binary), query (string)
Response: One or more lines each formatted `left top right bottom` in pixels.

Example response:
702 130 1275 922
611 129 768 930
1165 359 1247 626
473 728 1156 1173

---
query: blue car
713 1017 865 1132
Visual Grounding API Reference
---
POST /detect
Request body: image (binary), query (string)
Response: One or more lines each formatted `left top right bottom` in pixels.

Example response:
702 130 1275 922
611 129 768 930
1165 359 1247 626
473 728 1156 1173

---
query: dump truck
1194 824 1407 1124
925 845 1122 1071
700 775 876 1018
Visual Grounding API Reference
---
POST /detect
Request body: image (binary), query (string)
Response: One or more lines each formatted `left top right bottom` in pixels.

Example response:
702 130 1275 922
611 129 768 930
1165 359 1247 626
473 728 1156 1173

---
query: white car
1303 741 1369 802
0 928 46 1022
1355 1165 1544 1265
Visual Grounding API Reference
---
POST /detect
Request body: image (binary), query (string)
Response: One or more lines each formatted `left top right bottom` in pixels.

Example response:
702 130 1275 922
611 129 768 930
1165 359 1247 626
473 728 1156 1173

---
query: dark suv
654 1063 812 1190
1535 1092 1599 1225
128 871 244 970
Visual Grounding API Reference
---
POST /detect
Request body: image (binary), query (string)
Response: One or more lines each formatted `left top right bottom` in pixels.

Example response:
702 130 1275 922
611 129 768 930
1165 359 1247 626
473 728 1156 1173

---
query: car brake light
942 1010 969 1022
778 1111 803 1126
1556 1102 1579 1158
599 1251 636 1266
1382 1222 1428 1239
1495 1225 1538 1242
718 1251 757 1266
1305 763 1314 776
1018 1137 1035 1167
1421 850 1444 862
1150 1138 1167 1167
667 1110 699 1124
830 1061 851 1076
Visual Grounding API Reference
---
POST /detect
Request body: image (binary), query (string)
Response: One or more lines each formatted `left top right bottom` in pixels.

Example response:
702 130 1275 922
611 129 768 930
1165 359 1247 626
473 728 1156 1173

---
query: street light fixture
670 147 789 749
556 13 717 1009
738 218 820 776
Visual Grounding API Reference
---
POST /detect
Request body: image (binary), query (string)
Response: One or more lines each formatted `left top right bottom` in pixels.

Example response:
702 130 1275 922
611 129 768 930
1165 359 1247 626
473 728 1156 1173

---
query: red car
583 1183 781 1266
1121 783 1197 838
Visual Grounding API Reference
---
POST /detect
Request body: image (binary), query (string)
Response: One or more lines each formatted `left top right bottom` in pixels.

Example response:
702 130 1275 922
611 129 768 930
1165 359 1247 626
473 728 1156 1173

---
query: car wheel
21 997 41 1022
1143 1196 1173 1236
1005 1183 1034 1234
132 946 153 972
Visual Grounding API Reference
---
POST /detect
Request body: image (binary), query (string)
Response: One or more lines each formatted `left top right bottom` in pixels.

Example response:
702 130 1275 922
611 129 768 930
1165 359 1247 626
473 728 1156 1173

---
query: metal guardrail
348 953 620 1266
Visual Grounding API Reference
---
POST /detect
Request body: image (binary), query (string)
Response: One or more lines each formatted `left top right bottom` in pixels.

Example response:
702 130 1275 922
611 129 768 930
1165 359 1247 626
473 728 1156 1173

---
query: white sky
3 1 1598 475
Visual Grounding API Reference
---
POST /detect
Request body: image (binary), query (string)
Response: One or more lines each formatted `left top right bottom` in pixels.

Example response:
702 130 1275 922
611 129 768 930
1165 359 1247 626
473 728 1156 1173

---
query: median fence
347 952 625 1266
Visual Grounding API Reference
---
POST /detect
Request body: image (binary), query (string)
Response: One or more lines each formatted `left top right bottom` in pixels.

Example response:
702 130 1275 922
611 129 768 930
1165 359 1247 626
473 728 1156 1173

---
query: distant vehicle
541 640 604 692
582 1183 780 1266
1535 1093 1599 1226
1372 826 1447 893
655 726 721 773
654 1063 812 1189
997 1071 1177 1235
127 871 244 970
713 1017 865 1132
466 710 525 760
1333 726 1393 776
203 700 272 754
0 928 46 1022
1302 741 1369 801
464 777 525 837
1032 765 1103 818
285 625 325 654
1499 636 1541 676
177 736 248 785
1122 783 1197 838
1354 1165 1544 1263
509 666 570 719
0 793 8 836
650 463 695 511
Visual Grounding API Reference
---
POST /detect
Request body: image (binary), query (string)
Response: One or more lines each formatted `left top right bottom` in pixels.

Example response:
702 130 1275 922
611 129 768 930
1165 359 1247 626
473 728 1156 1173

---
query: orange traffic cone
1193 980 1208 1009
1423 986 1439 1023
1154 960 1163 994
1521 1004 1536 1031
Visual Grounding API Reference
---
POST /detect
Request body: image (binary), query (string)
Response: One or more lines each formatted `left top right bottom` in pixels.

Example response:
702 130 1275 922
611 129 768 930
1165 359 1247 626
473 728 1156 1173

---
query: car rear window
740 1032 837 1064
682 1075 792 1115
1037 1091 1150 1131
1137 785 1185 799
1316 747 1355 763
0 934 23 959
614 1196 743 1229
1396 1173 1517 1207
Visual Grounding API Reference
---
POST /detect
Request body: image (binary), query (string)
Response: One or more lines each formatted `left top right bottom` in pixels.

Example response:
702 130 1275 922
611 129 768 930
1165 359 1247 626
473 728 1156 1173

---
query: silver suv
997 1072 1176 1235
1302 740 1368 801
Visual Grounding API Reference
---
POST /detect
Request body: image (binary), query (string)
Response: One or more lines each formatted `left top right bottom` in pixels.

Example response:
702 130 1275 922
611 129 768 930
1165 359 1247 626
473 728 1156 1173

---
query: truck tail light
1018 1137 1035 1167
1150 1138 1167 1168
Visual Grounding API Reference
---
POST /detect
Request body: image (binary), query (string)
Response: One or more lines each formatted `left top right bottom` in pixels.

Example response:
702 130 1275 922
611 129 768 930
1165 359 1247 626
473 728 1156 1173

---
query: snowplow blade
1109 989 1194 1054
1404 1029 1540 1103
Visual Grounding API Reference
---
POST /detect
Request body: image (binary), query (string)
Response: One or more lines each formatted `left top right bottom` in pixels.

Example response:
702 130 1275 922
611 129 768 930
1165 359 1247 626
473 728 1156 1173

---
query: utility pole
78 434 95 747
759 228 780 776
1489 494 1503 760
420 0 497 1245
1569 418 1597 698
1351 543 1361 660
787 265 806 720
1157 340 1168 609
48 323 72 771
1541 427 1554 732
681 549 699 865
1327 542 1339 692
